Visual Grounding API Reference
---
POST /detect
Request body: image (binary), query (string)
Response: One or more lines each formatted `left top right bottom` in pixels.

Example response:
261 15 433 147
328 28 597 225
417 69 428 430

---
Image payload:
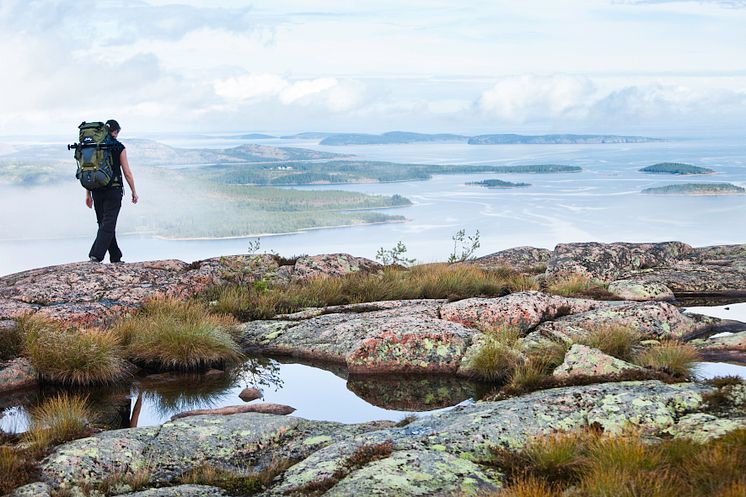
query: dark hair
105 119 121 133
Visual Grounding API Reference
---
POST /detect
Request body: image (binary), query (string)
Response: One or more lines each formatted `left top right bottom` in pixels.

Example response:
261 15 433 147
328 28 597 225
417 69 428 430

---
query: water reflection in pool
0 356 488 434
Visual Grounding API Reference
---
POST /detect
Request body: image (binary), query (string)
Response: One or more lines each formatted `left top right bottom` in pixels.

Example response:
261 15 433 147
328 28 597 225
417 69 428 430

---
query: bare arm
85 190 92 208
120 149 138 204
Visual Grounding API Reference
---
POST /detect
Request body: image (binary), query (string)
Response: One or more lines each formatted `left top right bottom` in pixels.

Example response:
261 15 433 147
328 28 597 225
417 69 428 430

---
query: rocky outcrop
440 291 606 331
471 246 551 272
37 381 713 496
238 386 262 402
0 253 379 326
552 344 642 378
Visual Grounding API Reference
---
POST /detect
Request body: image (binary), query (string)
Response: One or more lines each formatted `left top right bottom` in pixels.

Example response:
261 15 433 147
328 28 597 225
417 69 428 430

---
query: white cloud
213 73 366 113
477 75 596 122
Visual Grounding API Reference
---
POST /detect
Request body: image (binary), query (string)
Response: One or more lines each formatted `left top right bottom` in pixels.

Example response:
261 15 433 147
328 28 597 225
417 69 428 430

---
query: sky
1 0 745 137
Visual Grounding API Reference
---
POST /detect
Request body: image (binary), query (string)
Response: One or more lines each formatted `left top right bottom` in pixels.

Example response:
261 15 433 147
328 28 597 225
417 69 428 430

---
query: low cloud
214 73 366 113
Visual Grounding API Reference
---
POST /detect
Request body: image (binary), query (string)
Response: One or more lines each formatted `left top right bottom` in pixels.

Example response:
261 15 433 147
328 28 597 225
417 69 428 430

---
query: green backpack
68 121 115 190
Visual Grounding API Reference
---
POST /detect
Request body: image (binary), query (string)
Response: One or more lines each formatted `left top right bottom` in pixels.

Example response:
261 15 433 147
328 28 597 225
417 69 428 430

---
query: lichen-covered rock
532 301 698 343
607 280 675 301
40 413 386 490
241 309 477 374
0 357 37 392
119 485 228 497
471 246 551 272
664 413 746 442
285 253 381 282
10 482 52 497
440 292 606 331
321 450 500 497
553 344 642 378
546 241 693 281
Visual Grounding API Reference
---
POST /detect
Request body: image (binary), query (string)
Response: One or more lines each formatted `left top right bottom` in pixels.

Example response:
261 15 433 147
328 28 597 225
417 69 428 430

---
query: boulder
546 241 693 281
471 246 551 272
440 291 606 331
284 253 382 282
552 344 643 378
0 357 37 392
238 386 263 402
607 279 675 301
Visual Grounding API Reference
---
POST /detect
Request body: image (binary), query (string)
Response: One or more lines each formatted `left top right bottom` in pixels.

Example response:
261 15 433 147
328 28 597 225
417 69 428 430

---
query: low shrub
633 342 699 379
22 316 132 386
114 297 242 371
180 458 297 495
577 325 642 362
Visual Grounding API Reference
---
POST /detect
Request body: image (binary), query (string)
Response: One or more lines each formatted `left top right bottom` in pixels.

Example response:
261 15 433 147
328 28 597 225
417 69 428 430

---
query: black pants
89 187 123 262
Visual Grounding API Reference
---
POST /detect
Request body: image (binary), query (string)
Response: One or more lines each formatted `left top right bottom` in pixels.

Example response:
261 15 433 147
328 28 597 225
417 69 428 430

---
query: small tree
375 241 416 266
448 229 481 263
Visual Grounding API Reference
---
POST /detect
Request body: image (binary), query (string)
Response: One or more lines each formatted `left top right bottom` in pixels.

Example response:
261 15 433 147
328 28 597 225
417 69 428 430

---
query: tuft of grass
113 297 243 371
0 322 23 360
179 458 295 495
634 342 700 379
506 274 540 292
394 414 418 427
22 315 132 386
204 264 522 321
466 327 523 382
486 428 746 497
24 393 93 450
0 446 34 494
578 324 642 362
546 272 593 296
702 376 745 416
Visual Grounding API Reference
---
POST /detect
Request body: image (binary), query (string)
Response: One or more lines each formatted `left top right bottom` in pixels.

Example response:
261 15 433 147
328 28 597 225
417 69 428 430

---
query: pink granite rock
170 403 295 420
0 357 37 391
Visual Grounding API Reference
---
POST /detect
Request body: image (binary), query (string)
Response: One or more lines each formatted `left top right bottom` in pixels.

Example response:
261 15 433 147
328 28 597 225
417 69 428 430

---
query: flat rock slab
0 253 377 326
441 291 606 331
553 344 642 378
120 485 229 497
170 403 295 420
240 309 478 374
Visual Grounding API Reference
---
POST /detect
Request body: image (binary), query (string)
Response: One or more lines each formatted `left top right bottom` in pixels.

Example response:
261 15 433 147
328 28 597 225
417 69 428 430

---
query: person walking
86 119 138 263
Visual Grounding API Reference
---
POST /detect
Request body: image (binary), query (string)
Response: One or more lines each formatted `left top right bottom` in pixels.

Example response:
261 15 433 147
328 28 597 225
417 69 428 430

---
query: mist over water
1 137 745 276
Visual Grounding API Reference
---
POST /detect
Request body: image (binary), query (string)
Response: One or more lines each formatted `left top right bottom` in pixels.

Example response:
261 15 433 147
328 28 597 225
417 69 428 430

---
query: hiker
85 119 139 263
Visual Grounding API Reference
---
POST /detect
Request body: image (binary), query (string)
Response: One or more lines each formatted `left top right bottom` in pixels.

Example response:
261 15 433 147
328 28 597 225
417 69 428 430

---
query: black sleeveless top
109 138 125 188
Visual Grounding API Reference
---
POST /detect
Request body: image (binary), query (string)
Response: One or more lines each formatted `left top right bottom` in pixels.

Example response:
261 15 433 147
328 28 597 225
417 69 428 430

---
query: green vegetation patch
640 162 715 175
642 183 745 195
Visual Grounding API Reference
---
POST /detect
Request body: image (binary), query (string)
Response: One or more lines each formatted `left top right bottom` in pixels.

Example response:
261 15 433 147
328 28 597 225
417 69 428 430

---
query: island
466 179 531 188
641 183 745 195
640 163 715 175
468 134 662 145
319 131 468 145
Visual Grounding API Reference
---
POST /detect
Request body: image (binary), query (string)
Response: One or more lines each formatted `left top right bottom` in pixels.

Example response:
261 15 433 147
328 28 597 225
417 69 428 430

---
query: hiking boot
89 256 102 263
111 260 125 264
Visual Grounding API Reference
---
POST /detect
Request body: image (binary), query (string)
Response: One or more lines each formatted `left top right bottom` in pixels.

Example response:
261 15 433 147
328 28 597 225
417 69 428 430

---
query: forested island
190 161 581 185
641 183 745 195
640 163 715 175
468 134 662 145
466 179 531 188
319 131 468 145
